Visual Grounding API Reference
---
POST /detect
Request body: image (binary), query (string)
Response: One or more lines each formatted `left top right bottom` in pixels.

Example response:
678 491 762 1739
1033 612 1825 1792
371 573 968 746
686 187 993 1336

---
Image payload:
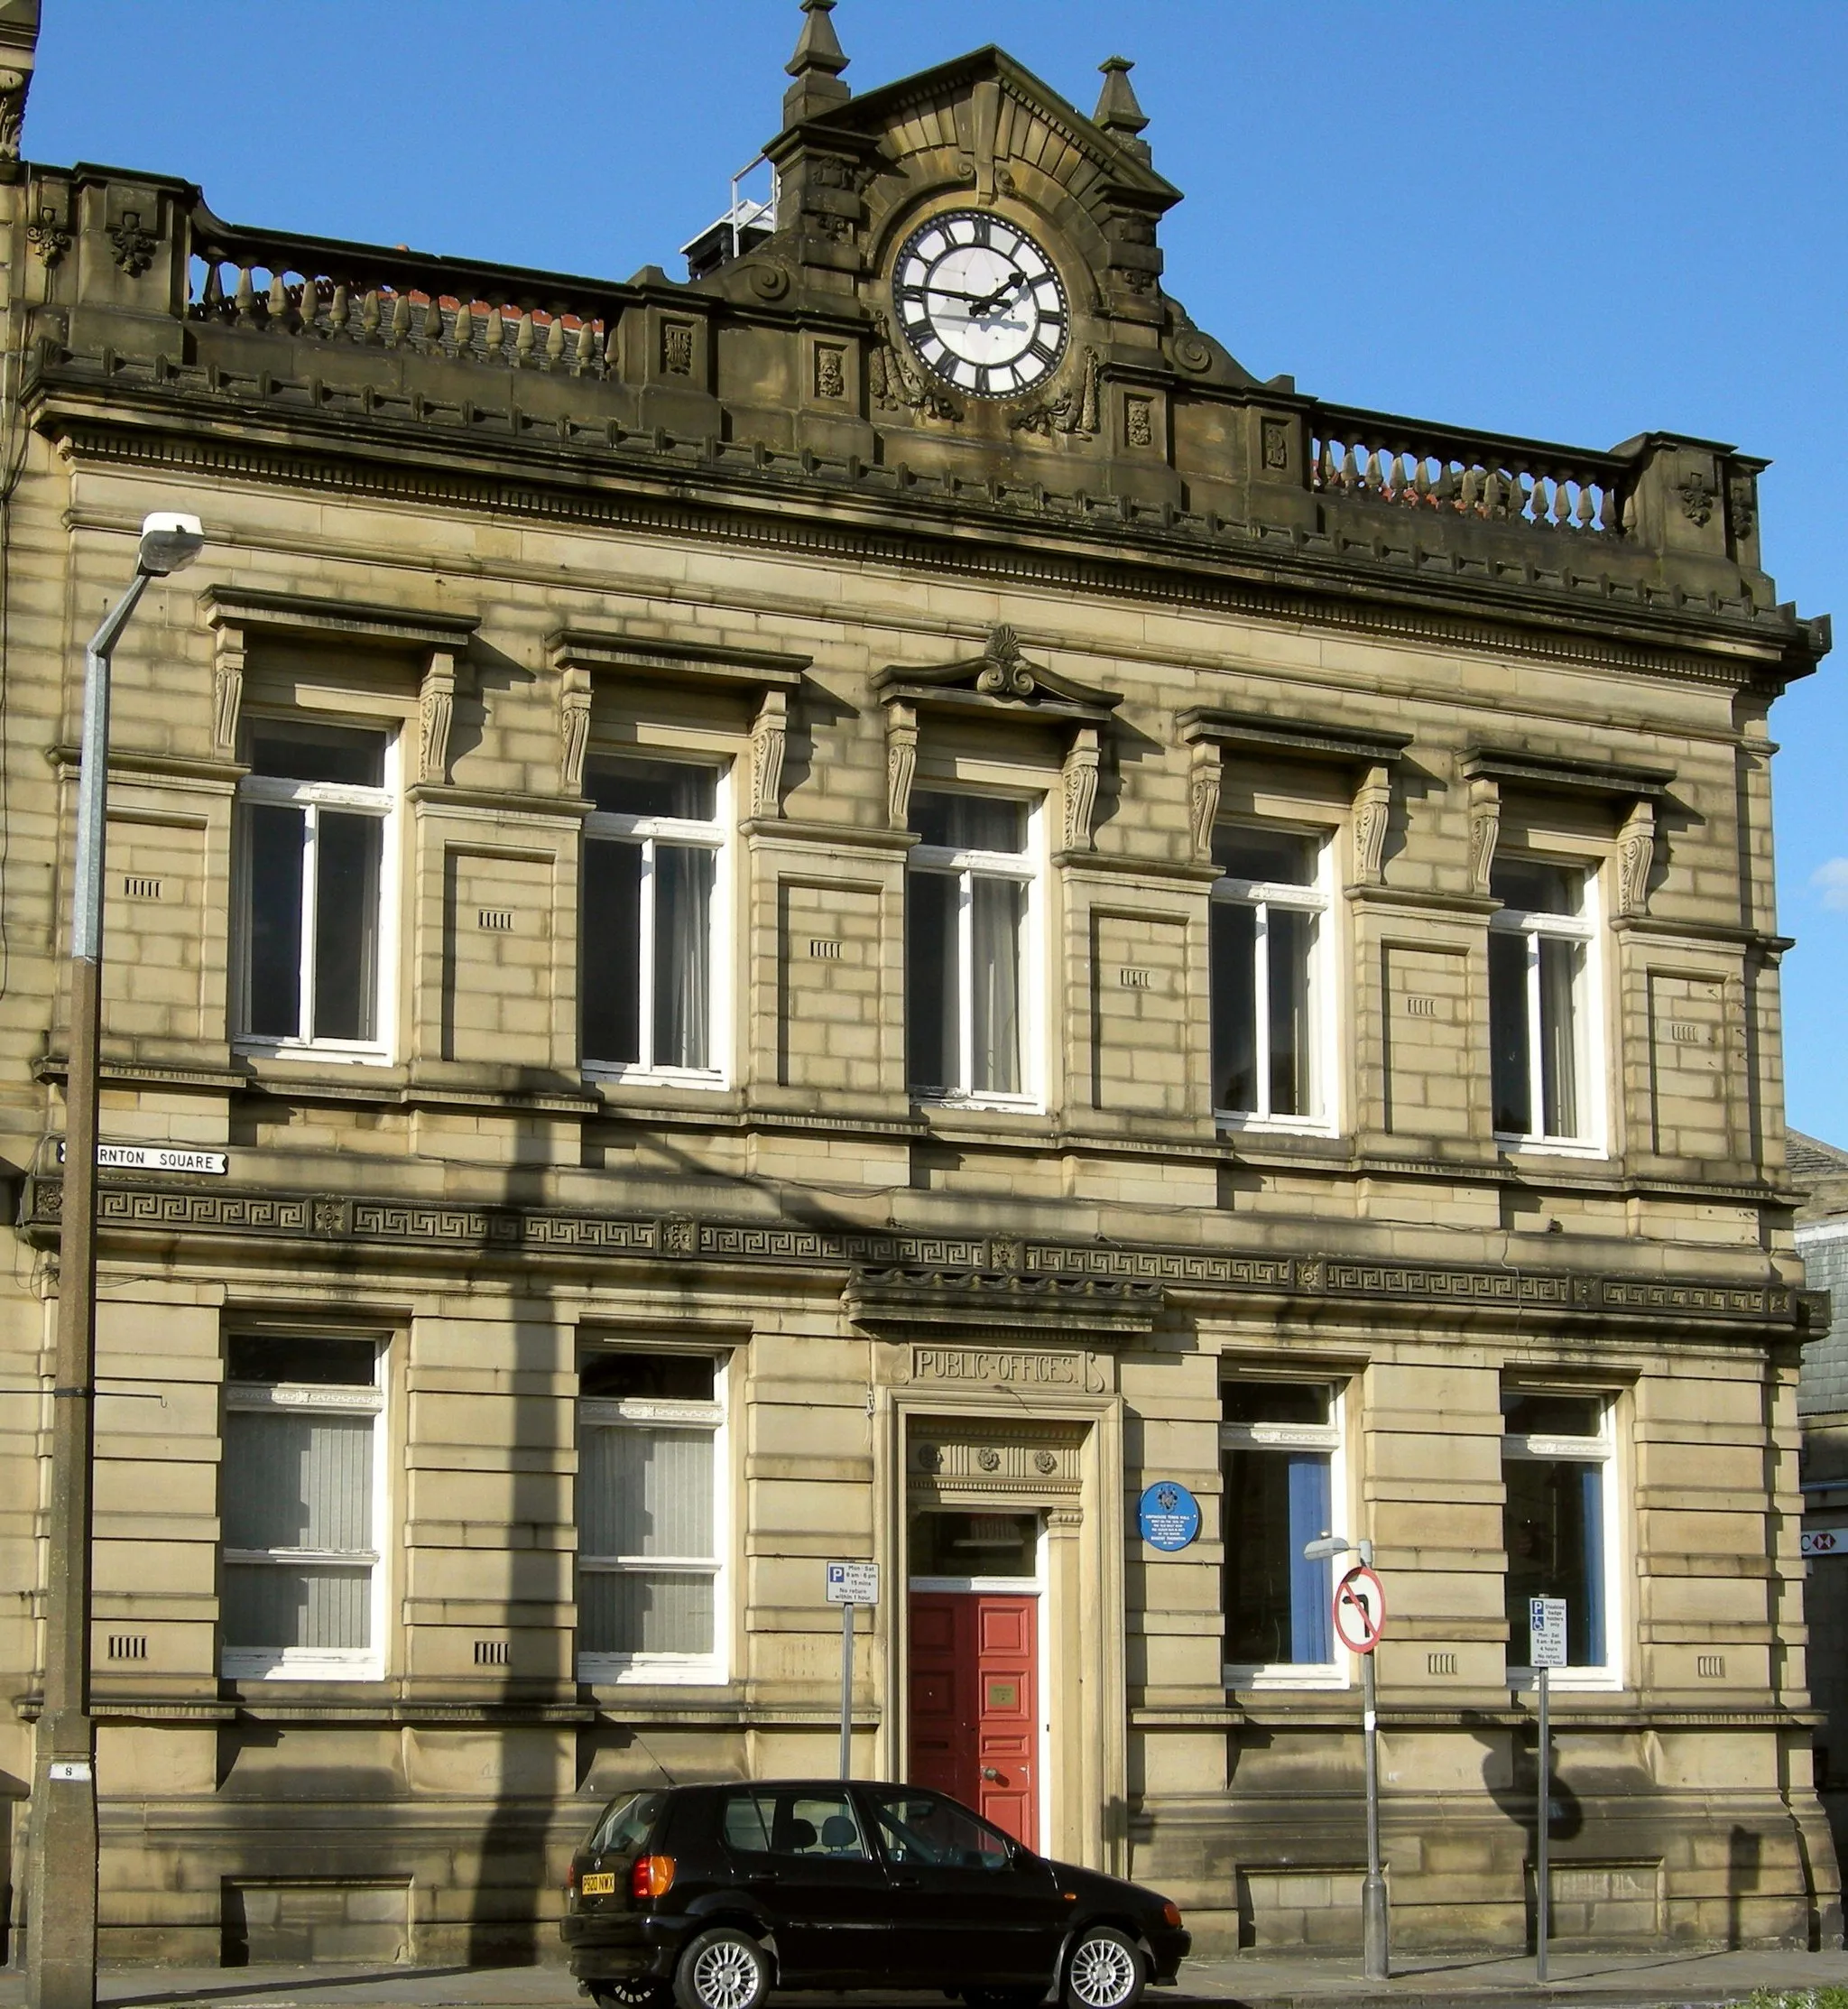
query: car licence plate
581 1873 617 1896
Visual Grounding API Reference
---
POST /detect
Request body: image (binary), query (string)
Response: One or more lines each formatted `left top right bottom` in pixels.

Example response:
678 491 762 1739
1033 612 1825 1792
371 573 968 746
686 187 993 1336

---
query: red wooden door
908 1591 1039 1848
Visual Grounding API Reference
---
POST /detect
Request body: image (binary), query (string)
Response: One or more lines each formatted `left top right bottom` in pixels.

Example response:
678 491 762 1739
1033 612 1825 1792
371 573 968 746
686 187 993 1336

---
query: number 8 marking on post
1333 1564 1387 1654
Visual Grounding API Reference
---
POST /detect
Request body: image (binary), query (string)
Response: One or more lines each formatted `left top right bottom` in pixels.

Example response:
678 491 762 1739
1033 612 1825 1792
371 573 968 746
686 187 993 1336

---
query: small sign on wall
1138 1482 1200 1552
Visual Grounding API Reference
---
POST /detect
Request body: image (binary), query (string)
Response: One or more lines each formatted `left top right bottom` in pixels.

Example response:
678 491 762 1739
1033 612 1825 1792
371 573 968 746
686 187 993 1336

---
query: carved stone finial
976 625 1035 699
784 0 850 125
1093 55 1150 161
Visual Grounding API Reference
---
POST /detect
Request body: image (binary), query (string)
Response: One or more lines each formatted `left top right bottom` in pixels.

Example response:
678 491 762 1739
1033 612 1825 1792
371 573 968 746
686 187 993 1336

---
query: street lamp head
1302 1533 1350 1563
136 512 205 578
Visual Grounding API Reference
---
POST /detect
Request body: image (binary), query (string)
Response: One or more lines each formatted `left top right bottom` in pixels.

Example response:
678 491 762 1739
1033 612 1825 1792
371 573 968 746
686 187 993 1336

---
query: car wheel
592 1985 669 2009
1063 1927 1145 2009
590 1977 662 2009
672 1927 770 2009
966 1988 1048 2009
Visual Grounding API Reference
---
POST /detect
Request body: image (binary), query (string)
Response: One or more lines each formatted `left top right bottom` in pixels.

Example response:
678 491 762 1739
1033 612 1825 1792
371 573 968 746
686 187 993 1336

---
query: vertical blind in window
221 1337 382 1664
1221 1381 1339 1672
577 1353 723 1667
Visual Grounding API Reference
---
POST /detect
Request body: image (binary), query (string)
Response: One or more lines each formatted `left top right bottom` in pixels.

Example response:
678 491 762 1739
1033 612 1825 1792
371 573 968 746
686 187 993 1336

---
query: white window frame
580 761 731 1088
1209 824 1335 1135
907 791 1043 1111
576 1379 728 1687
219 1354 387 1682
1489 857 1603 1156
1502 1393 1622 1691
232 720 399 1065
1221 1381 1347 1691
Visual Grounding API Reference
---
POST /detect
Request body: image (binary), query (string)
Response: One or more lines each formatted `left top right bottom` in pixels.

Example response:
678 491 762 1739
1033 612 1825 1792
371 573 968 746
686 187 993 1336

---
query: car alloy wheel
1065 1927 1144 2009
674 1927 769 2009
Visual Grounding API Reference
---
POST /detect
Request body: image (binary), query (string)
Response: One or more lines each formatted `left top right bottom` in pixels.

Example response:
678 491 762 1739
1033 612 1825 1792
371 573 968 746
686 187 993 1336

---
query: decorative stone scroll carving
1012 347 1101 439
1352 763 1392 886
1187 743 1221 865
211 625 245 760
1617 799 1655 916
751 689 788 820
1062 727 1101 853
417 648 457 786
1467 777 1500 897
886 700 918 830
559 666 592 797
868 311 961 422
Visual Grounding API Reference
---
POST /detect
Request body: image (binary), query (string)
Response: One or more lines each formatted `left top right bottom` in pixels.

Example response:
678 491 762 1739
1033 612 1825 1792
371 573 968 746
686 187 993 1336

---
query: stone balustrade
1310 409 1625 535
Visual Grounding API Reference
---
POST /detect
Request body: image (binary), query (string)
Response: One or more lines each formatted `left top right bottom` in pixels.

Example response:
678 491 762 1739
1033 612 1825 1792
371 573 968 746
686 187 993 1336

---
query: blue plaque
1138 1481 1200 1552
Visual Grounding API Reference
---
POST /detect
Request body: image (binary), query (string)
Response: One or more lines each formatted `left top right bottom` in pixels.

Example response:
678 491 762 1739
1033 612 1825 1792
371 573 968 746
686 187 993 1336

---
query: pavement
0 1947 1843 2009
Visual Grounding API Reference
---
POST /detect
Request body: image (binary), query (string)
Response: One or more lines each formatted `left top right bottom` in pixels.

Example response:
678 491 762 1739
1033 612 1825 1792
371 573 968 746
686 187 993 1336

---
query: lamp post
1305 1532 1388 1982
25 514 206 2009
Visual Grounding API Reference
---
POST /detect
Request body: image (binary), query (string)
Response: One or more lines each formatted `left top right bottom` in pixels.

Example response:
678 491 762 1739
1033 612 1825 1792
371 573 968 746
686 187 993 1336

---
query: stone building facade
0 1 1836 1965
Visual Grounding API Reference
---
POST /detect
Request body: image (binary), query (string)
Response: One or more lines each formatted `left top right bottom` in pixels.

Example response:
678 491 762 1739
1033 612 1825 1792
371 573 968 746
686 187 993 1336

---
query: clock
892 210 1068 399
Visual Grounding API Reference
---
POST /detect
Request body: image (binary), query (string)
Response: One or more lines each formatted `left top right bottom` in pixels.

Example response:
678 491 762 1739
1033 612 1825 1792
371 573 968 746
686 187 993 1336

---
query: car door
716 1786 894 1985
859 1783 1065 1986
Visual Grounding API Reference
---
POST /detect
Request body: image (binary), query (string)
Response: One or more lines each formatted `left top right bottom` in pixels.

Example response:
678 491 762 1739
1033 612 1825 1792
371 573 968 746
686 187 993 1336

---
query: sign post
1308 1534 1389 1981
1528 1596 1567 1981
826 1561 879 1781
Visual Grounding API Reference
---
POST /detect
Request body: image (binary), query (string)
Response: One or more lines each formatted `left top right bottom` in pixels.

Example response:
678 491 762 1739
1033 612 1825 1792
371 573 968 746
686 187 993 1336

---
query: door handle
982 1766 1007 1782
892 1872 921 1889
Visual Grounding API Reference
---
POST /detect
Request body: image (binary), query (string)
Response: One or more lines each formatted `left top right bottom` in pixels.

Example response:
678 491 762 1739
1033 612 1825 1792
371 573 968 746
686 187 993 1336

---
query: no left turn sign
1333 1564 1387 1654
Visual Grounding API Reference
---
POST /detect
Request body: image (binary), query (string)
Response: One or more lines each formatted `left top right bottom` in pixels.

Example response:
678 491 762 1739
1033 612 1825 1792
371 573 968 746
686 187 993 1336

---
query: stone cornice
15 1175 1806 1336
31 381 1811 695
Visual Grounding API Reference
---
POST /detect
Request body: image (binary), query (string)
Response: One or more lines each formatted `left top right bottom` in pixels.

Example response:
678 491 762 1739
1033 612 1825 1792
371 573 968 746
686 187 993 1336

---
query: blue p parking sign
1138 1481 1200 1552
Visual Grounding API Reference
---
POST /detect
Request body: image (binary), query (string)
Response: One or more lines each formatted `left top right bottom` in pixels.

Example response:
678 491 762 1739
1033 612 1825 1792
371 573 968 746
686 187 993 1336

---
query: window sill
585 1066 729 1092
578 1655 727 1687
1494 1133 1608 1162
235 1041 394 1070
1216 1113 1339 1140
1224 1665 1349 1692
221 1653 383 1681
913 1093 1044 1117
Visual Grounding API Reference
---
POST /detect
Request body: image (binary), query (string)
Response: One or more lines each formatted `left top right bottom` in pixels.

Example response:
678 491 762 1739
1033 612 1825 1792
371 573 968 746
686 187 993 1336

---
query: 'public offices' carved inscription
913 1347 1082 1387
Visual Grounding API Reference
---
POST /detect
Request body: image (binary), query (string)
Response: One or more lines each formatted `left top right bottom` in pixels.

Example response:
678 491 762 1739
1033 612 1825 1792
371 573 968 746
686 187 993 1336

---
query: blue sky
28 2 1848 1139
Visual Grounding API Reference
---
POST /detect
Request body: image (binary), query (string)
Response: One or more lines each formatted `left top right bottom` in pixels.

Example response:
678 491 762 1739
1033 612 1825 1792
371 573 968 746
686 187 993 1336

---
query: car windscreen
586 1791 667 1857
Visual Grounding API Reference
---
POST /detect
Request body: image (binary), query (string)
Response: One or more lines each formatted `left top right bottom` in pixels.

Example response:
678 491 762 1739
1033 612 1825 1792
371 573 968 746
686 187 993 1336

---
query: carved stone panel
778 877 883 1092
1649 972 1731 1160
1091 911 1189 1116
441 849 556 1066
1382 942 1472 1139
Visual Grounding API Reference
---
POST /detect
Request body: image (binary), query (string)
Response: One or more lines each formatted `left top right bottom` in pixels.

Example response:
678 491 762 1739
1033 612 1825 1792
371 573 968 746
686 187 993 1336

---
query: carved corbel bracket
1187 742 1222 866
751 689 789 820
886 699 919 831
559 665 593 797
1352 763 1392 887
1617 799 1655 917
1467 777 1501 897
417 647 458 786
1062 728 1102 854
211 623 245 760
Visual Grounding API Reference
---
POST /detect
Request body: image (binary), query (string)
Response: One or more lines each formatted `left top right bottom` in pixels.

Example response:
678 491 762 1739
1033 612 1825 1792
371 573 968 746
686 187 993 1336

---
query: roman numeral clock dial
892 210 1069 400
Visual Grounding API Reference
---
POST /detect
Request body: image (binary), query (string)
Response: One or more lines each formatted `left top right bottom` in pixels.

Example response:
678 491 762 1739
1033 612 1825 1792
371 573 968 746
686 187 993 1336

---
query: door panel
908 1590 1039 1849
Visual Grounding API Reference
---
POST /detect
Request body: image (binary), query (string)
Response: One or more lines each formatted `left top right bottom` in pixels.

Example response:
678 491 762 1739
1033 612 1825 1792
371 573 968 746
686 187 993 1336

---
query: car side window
865 1788 1012 1871
721 1788 870 1862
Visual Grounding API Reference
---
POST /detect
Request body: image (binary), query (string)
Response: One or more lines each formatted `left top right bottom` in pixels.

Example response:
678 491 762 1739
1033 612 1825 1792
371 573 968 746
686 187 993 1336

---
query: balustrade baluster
576 316 600 375
1316 442 1334 491
328 282 348 337
199 263 224 318
515 309 535 367
604 322 620 374
1363 448 1385 495
390 293 411 346
545 312 567 367
485 306 504 362
452 301 474 354
1342 444 1361 493
265 272 287 328
1436 461 1459 509
1575 482 1595 531
233 267 256 326
423 295 446 350
1552 475 1572 528
360 290 381 342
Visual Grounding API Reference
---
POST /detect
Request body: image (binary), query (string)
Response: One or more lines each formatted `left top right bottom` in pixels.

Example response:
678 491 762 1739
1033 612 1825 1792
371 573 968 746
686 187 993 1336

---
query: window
721 1789 872 1861
863 1786 1013 1870
1489 857 1598 1149
1221 1379 1344 1687
1502 1388 1617 1684
907 791 1039 1105
577 1352 726 1684
581 757 727 1081
235 722 395 1058
220 1334 385 1680
1210 825 1330 1128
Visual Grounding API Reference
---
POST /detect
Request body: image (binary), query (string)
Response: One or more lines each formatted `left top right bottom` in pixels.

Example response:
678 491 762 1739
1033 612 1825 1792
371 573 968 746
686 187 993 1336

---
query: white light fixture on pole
1305 1531 1388 1982
26 513 205 2009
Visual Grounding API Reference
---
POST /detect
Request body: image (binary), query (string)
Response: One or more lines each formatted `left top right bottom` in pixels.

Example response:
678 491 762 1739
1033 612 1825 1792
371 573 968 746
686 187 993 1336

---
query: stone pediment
872 624 1122 727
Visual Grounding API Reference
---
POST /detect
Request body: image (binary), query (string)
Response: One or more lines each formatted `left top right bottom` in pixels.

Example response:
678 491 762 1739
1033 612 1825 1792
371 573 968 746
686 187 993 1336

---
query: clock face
892 210 1068 399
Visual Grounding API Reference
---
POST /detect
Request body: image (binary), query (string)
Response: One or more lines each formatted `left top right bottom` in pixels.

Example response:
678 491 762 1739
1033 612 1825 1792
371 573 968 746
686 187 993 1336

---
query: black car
560 1778 1189 2009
